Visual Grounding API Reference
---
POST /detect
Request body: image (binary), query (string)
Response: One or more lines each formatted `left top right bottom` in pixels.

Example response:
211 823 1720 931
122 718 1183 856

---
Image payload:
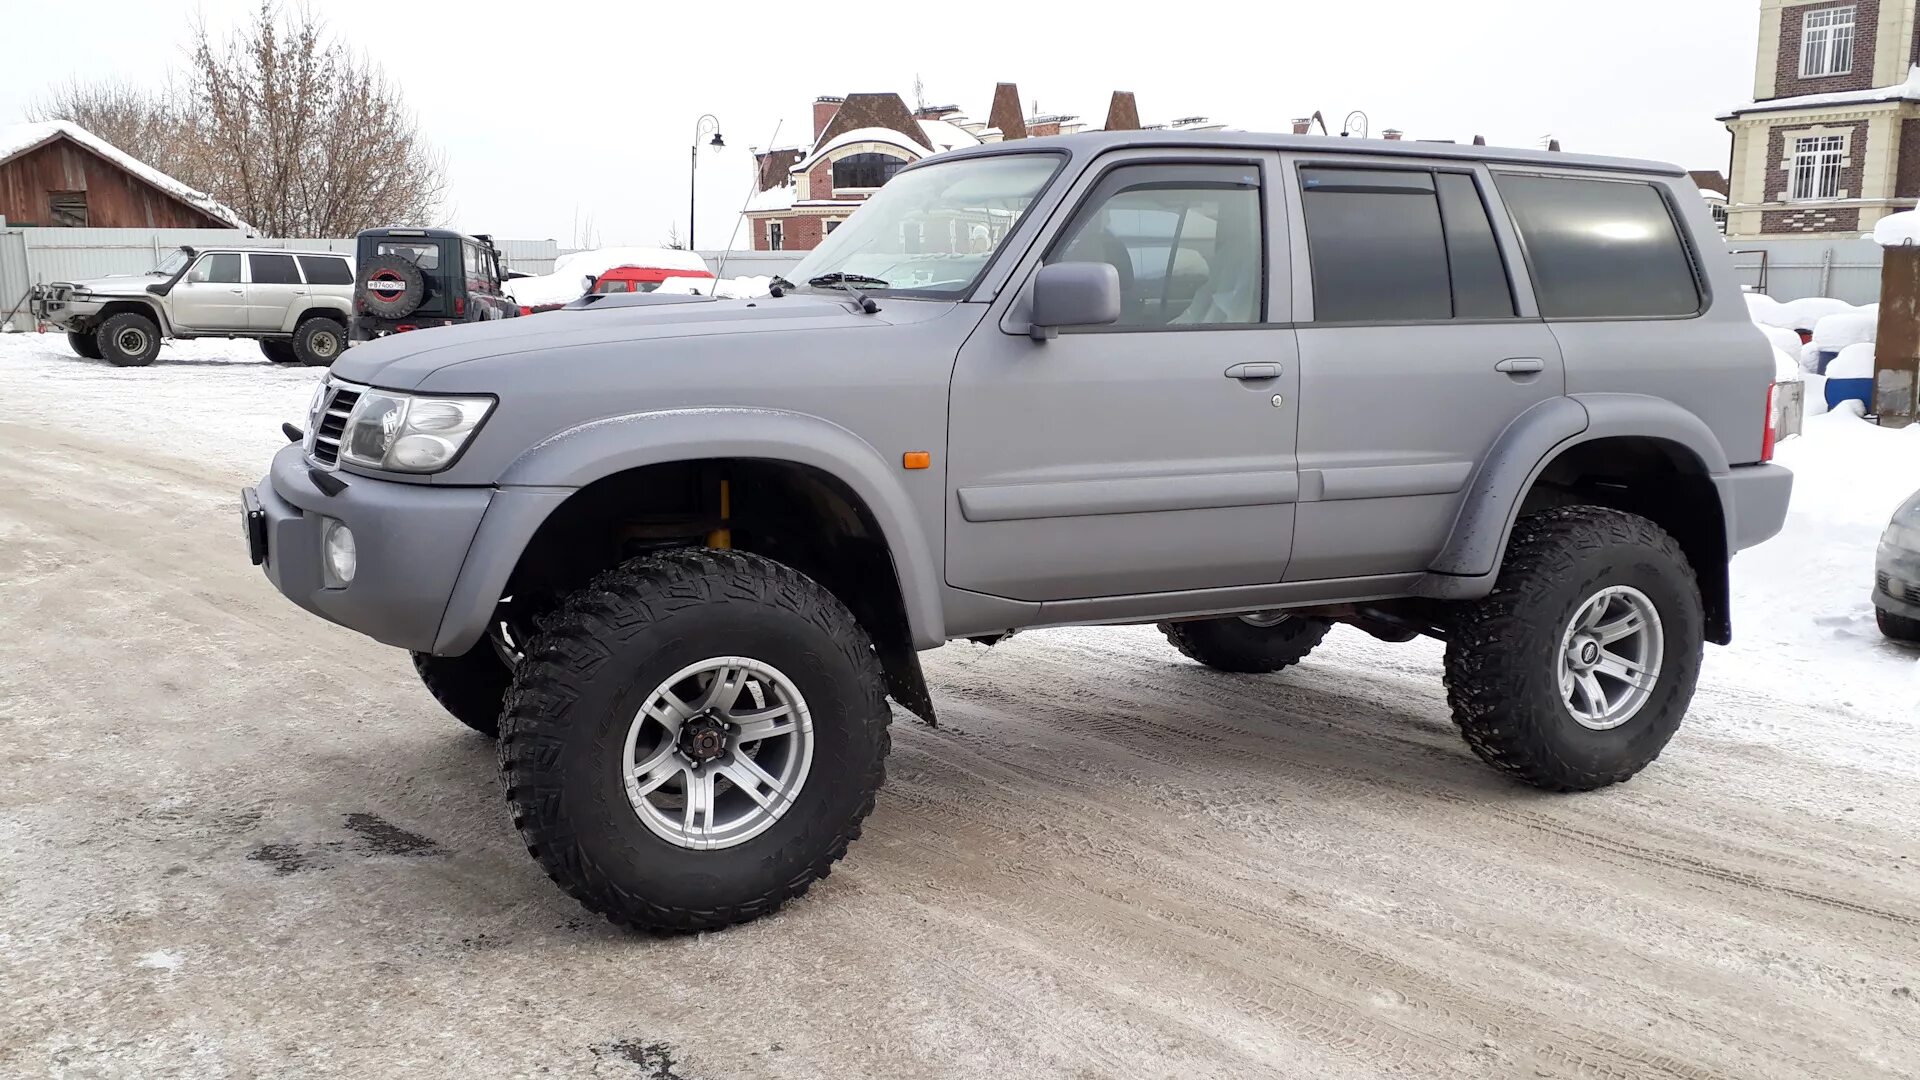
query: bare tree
30 2 446 236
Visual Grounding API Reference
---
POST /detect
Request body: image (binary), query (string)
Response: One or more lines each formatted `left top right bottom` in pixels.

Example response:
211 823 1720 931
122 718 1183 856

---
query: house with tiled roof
743 84 1217 251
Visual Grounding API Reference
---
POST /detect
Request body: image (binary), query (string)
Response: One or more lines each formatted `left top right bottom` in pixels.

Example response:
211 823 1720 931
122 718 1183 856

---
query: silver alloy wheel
1238 611 1294 628
622 656 814 850
117 326 150 355
1558 585 1664 731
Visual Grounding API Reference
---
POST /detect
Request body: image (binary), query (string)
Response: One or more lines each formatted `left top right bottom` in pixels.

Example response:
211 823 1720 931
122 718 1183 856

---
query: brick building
744 84 1223 251
0 120 246 230
1722 0 1920 237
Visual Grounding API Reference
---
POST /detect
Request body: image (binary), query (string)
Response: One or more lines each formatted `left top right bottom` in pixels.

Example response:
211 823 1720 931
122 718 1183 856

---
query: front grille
310 384 361 466
1880 570 1920 606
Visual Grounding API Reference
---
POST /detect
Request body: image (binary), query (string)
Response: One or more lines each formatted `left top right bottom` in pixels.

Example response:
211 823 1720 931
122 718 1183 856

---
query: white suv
32 246 355 367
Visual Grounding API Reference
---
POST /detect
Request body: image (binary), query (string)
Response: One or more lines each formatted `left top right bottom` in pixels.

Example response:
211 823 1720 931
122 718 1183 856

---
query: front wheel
499 548 891 932
96 312 161 367
260 338 300 365
1444 506 1703 792
1879 607 1920 644
68 331 103 360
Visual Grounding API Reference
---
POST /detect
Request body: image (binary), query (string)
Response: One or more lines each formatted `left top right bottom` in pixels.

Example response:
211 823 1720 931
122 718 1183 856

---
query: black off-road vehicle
351 228 518 343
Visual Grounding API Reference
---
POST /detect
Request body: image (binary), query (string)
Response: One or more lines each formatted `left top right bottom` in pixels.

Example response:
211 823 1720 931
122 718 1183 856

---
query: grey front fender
1425 393 1733 585
433 408 946 654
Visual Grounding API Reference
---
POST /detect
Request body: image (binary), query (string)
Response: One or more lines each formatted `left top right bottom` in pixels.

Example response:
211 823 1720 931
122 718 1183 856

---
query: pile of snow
1828 342 1877 379
1752 295 1857 332
1872 208 1920 247
1756 323 1804 360
1812 311 1877 352
0 120 249 229
713 276 773 299
1771 347 1802 382
552 247 710 280
654 277 714 296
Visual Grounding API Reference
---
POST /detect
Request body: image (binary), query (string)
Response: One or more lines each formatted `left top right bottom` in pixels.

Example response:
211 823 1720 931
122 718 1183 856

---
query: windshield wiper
806 272 884 314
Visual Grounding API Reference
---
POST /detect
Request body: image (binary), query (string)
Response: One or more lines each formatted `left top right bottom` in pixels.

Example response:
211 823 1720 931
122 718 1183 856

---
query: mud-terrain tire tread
1879 607 1920 644
68 331 103 360
95 311 161 367
411 644 512 737
498 548 891 933
1158 616 1333 674
1443 506 1702 793
292 317 346 367
259 338 299 364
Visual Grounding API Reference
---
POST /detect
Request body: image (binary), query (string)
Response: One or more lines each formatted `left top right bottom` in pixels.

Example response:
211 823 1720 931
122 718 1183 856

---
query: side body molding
435 408 946 654
1429 393 1734 582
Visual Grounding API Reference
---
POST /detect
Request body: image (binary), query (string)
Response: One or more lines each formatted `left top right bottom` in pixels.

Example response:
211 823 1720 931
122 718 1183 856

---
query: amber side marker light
903 451 931 470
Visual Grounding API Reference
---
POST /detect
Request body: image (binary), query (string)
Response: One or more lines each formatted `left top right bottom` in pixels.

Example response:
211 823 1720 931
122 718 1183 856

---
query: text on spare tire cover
368 271 407 295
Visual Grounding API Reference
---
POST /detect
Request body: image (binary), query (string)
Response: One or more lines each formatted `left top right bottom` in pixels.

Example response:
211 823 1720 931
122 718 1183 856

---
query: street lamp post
689 114 724 252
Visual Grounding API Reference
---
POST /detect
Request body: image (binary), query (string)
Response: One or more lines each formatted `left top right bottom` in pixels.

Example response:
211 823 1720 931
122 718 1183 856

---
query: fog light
322 519 357 587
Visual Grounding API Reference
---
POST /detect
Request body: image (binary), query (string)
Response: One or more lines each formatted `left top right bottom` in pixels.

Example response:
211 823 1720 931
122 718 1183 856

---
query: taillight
396 323 416 333
454 297 466 315
1761 382 1779 462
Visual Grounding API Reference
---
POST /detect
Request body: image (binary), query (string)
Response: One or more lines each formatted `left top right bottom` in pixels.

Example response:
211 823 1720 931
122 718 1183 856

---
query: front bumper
1876 540 1920 620
28 286 103 331
252 442 493 652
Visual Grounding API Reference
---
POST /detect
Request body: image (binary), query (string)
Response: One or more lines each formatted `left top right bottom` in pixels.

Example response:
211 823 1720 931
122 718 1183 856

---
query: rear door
946 152 1302 601
1283 158 1565 580
247 253 306 330
171 252 249 330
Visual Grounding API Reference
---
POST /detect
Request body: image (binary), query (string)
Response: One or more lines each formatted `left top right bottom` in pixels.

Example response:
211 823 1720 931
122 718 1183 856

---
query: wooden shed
0 121 247 230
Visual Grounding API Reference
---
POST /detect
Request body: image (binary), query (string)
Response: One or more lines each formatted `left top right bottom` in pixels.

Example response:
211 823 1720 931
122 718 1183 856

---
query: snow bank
503 272 589 308
713 276 772 299
1774 297 1858 330
1757 323 1803 359
1772 347 1802 382
1873 208 1920 247
1828 342 1877 379
654 277 713 295
1812 311 1877 351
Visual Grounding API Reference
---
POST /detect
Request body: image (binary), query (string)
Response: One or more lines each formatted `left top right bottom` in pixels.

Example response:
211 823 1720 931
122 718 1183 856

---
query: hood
62 272 165 295
330 293 940 392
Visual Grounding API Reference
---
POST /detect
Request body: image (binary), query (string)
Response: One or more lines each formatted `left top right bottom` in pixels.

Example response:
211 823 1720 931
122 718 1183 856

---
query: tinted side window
298 256 352 285
189 253 241 284
1050 164 1264 328
1495 174 1700 318
249 253 301 284
1301 169 1451 322
1436 173 1515 318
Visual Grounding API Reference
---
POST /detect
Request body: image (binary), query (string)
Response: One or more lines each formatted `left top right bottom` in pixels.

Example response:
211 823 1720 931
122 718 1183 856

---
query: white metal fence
1723 237 1884 305
0 223 562 330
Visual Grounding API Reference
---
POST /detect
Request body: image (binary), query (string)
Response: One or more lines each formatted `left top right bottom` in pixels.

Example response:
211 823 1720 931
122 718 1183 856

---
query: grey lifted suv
248 131 1792 931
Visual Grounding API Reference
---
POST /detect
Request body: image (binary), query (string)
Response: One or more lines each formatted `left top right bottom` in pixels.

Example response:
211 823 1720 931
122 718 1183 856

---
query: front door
170 252 249 330
1281 159 1565 580
946 156 1301 602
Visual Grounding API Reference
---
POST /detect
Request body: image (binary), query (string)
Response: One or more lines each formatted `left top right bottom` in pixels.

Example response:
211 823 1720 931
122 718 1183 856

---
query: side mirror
1029 262 1121 341
582 275 597 293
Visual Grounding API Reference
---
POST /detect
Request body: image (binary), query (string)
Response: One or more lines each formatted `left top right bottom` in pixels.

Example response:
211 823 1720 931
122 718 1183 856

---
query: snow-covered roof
1699 188 1728 203
792 126 930 173
552 246 711 277
1873 208 1920 246
914 118 983 154
1722 66 1920 117
744 184 797 213
0 120 250 230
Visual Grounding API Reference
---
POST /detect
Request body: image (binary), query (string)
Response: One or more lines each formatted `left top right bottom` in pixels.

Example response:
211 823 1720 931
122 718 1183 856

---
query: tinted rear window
249 253 301 284
298 256 352 285
1494 174 1701 318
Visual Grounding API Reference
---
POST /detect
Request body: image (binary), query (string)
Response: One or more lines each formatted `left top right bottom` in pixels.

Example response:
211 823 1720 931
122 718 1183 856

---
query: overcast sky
2 0 1760 249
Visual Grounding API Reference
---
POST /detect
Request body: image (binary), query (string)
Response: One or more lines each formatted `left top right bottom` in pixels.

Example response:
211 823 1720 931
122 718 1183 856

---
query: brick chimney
1382 128 1404 141
1103 91 1141 131
813 96 844 139
1291 118 1313 135
987 82 1027 141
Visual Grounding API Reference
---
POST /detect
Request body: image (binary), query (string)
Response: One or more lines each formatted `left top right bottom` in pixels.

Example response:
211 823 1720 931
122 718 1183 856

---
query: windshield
788 153 1063 298
151 248 192 276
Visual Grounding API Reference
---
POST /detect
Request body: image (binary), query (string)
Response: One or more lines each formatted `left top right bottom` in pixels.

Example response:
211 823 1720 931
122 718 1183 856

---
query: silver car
1876 490 1920 642
31 245 354 368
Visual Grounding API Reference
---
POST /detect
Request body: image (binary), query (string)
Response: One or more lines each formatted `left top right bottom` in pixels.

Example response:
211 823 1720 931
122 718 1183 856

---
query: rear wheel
1159 613 1333 674
500 548 891 932
292 317 345 367
96 312 161 367
67 331 103 360
260 339 299 365
1444 506 1702 792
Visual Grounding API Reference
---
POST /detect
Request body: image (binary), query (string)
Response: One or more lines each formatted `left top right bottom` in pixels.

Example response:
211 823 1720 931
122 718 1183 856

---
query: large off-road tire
96 312 161 367
1879 607 1920 644
67 331 103 360
292 317 346 367
1444 506 1703 792
260 338 299 364
1159 613 1333 674
500 548 891 932
411 643 514 737
356 254 427 319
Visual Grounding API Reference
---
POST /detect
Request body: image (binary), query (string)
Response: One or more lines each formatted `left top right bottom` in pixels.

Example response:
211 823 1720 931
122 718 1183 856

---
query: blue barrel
1826 377 1873 409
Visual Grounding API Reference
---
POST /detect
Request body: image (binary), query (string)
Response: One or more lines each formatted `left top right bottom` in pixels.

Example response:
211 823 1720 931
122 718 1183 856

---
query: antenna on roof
715 120 783 284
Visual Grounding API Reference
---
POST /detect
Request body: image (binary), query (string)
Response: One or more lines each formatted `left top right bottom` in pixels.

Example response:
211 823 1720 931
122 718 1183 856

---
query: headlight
337 391 494 473
1885 520 1920 551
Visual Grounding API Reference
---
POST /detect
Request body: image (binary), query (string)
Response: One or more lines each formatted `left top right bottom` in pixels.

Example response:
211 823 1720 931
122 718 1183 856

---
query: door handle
1224 363 1281 381
1495 357 1546 375
228 288 244 294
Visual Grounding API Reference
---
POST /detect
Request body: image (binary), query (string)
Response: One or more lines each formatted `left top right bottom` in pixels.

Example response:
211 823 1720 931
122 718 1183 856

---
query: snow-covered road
2 331 1916 1078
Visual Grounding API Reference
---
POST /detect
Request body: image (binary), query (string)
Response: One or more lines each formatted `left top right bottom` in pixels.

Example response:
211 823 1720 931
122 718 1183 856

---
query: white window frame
1799 6 1856 78
766 220 783 251
1789 134 1846 201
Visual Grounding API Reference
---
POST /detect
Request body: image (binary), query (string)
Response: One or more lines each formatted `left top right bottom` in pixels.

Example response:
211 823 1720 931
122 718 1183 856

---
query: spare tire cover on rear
357 253 428 318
